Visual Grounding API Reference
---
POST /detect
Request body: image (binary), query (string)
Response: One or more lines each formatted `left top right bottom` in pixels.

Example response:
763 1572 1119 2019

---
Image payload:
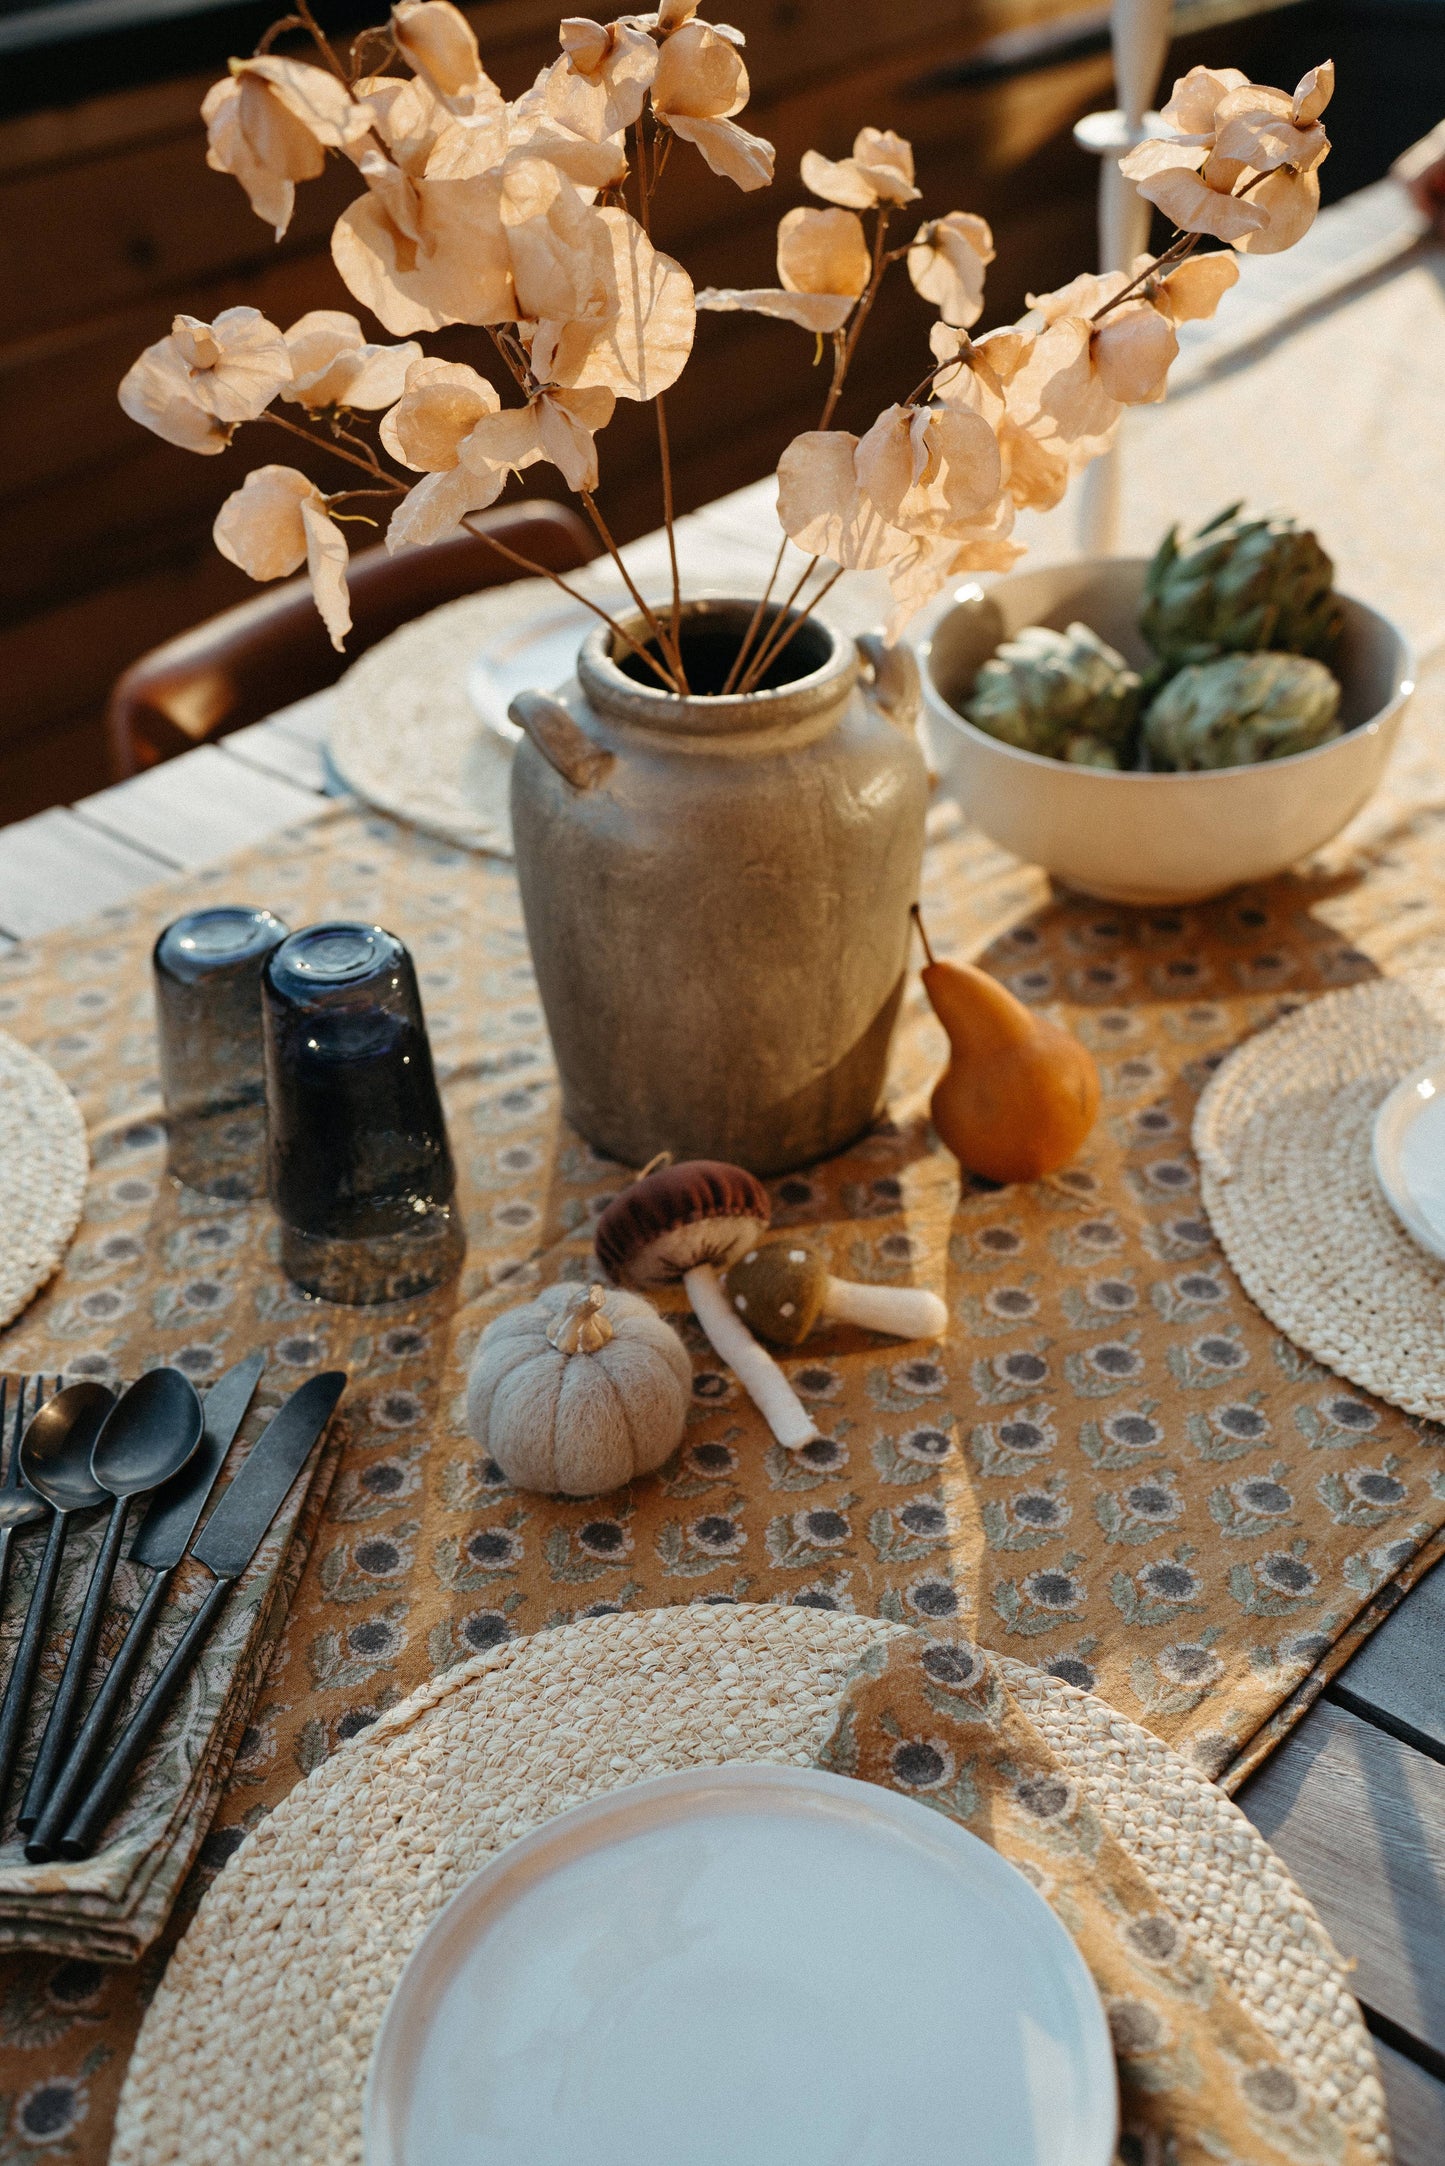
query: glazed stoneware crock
508 597 929 1177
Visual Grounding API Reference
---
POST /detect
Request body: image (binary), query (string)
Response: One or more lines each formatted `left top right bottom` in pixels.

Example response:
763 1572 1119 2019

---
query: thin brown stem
462 516 681 691
655 391 682 656
910 903 936 968
727 215 893 695
327 486 406 504
293 0 350 84
262 409 398 480
580 490 686 687
819 205 891 431
736 555 823 694
1089 231 1197 322
738 566 841 695
722 533 790 695
486 325 533 395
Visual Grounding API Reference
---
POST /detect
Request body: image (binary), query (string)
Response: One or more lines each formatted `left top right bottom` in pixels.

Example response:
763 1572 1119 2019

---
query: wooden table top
0 178 1441 2161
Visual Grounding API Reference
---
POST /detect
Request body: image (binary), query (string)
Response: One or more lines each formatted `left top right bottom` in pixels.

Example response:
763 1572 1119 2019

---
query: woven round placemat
326 578 567 855
0 1029 88 1330
111 1605 1385 2166
1194 975 1445 1422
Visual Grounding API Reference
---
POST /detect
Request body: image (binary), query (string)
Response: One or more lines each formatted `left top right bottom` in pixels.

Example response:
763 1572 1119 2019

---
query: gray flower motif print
889 1737 954 1790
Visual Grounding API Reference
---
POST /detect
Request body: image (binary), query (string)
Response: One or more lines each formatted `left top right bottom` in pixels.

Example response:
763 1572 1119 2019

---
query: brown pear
917 921 1100 1184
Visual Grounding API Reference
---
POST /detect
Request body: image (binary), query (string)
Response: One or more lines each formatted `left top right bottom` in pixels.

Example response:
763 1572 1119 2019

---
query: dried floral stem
292 0 350 84
655 391 682 657
735 553 819 692
820 205 892 431
580 490 686 686
461 515 680 690
261 409 401 482
721 532 790 695
1090 231 1198 323
631 103 685 681
728 203 897 694
738 564 842 695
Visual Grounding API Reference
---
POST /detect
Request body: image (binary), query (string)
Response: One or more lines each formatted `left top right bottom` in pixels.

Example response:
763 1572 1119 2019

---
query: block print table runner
0 636 1443 2149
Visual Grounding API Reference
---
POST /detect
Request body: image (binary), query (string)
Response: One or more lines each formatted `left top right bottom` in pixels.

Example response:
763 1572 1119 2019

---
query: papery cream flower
332 149 513 333
119 307 291 453
282 311 422 409
500 155 615 324
530 207 695 399
388 384 615 546
213 465 351 649
1120 61 1332 253
907 212 993 328
1150 250 1239 322
696 205 867 332
776 401 1001 571
379 356 501 469
650 21 774 191
855 402 1003 536
550 16 659 137
391 0 504 116
932 323 1073 513
1025 268 1177 407
354 71 457 172
202 58 370 239
801 127 919 211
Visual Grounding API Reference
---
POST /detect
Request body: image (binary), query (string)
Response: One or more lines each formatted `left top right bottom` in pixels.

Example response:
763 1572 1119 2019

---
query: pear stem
911 903 937 969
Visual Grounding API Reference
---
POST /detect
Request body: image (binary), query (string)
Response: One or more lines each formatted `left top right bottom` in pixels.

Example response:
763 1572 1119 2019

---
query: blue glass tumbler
261 923 465 1304
153 906 290 1199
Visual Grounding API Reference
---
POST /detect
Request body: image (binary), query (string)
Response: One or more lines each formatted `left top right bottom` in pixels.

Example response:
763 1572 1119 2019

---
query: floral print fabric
827 1632 1377 2166
0 653 1442 2154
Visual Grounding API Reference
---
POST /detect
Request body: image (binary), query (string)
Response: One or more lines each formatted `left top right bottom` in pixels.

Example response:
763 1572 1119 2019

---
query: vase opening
612 601 834 697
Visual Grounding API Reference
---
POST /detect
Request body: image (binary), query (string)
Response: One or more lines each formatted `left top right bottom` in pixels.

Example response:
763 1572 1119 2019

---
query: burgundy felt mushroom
595 1160 820 1452
726 1242 949 1348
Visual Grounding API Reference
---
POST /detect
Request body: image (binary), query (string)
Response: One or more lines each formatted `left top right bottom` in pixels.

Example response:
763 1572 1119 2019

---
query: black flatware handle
18 1495 131 1835
0 1512 67 1814
24 1564 172 1862
58 1573 230 1860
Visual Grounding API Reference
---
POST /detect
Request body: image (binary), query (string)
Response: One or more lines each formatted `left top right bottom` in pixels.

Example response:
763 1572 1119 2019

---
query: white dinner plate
465 600 598 744
1372 1058 1445 1261
363 1762 1117 2166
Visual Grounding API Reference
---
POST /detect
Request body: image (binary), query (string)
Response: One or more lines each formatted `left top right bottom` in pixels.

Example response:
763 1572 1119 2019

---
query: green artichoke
1140 504 1344 673
1144 652 1343 771
964 622 1142 765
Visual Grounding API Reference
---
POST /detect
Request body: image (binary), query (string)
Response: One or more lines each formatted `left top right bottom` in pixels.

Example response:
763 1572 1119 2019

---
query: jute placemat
111 1606 1386 2166
1195 976 1445 1423
0 1030 88 1330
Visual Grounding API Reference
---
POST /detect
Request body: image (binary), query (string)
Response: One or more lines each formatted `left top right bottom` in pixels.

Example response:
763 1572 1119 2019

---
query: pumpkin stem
549 1283 615 1355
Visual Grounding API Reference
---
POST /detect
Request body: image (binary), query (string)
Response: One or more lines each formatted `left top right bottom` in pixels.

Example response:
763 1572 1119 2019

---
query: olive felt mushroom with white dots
594 1159 820 1452
726 1242 949 1348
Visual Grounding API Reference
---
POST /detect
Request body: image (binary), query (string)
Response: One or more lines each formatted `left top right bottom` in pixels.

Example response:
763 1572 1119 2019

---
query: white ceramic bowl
917 557 1415 905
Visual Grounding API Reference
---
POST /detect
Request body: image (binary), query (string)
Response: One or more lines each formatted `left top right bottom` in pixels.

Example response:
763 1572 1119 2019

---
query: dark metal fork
0 1379 53 1621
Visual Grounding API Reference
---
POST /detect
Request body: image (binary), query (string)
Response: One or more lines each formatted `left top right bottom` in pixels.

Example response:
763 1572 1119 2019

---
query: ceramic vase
508 598 929 1177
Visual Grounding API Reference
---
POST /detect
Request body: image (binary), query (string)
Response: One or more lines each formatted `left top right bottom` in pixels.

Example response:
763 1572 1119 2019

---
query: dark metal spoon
18 1369 203 1836
0 1383 113 1816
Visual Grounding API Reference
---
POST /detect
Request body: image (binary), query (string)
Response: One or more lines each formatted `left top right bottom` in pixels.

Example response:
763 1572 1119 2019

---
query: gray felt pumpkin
464 1281 693 1495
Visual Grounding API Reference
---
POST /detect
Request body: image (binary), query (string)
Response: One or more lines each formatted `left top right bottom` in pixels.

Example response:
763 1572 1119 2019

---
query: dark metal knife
26 1352 267 1862
55 1368 345 1861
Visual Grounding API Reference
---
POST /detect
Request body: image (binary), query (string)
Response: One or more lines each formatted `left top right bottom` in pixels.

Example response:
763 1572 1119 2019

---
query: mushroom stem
823 1279 949 1340
683 1263 820 1451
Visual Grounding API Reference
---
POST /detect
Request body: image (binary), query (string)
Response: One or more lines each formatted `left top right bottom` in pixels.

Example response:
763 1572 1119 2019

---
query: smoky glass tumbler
261 922 465 1304
153 906 290 1199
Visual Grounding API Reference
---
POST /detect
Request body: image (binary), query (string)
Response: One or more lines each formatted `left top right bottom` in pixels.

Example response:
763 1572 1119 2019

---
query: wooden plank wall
0 0 1298 818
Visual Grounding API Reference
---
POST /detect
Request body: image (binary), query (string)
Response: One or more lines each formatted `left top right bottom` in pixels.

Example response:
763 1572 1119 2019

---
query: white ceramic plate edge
363 1760 1118 2166
1372 1058 1445 1262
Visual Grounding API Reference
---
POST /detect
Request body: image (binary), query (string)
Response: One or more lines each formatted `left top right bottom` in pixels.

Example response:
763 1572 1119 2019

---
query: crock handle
856 633 921 735
508 691 615 791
